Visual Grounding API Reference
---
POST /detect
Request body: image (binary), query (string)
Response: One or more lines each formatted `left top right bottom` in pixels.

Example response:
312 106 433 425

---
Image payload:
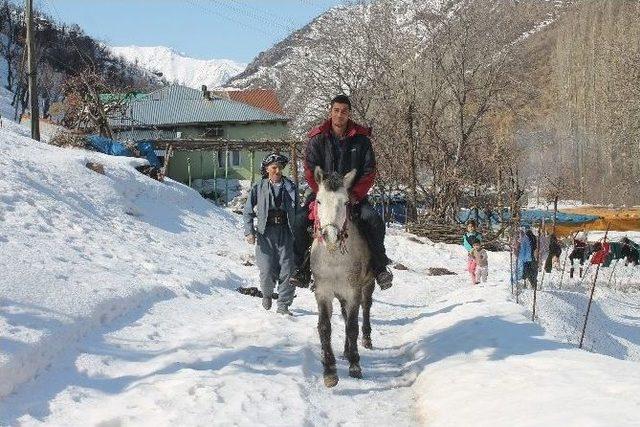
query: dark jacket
243 177 298 236
304 119 376 202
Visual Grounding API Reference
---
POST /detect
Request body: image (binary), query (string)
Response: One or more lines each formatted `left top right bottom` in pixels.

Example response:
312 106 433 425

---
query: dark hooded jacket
304 119 376 202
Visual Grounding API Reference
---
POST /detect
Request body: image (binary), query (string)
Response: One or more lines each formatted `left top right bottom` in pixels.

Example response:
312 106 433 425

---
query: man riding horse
291 94 393 290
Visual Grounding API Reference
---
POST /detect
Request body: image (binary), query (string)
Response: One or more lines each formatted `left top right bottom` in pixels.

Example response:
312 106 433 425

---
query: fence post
579 226 609 349
250 150 255 186
187 157 192 188
224 145 229 206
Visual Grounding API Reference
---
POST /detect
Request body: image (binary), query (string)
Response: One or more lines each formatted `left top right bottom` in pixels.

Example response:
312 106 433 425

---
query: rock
393 263 409 270
426 267 457 276
86 162 105 175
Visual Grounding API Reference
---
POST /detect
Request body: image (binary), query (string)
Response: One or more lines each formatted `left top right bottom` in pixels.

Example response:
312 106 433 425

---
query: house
108 85 290 186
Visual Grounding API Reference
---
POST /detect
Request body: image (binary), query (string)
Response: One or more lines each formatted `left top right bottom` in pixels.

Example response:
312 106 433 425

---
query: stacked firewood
406 220 508 251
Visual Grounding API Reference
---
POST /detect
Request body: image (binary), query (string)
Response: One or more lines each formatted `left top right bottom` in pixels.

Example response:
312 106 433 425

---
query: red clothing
591 242 610 265
304 119 376 202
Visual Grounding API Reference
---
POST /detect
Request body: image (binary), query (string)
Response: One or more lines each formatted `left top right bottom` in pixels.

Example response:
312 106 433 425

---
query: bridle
313 201 351 254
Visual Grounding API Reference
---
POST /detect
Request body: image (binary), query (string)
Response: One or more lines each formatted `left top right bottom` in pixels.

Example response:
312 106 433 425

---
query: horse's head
314 167 357 251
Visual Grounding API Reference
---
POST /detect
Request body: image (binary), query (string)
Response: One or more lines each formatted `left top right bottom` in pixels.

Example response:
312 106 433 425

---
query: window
204 126 224 138
217 150 241 167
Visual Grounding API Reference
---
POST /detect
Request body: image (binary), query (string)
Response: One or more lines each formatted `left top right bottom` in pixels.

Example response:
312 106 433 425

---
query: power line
185 0 289 40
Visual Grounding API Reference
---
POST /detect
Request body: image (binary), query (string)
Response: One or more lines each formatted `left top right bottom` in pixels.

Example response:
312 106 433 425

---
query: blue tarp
87 135 161 168
373 201 407 224
458 209 599 226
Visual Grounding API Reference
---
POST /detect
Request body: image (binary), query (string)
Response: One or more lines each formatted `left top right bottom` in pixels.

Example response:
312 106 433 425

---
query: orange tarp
549 207 640 236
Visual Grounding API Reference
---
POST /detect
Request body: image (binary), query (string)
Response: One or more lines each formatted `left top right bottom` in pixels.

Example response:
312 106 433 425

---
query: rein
313 201 351 254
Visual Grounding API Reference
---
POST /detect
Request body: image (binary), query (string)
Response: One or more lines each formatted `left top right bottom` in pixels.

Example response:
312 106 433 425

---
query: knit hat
260 153 288 177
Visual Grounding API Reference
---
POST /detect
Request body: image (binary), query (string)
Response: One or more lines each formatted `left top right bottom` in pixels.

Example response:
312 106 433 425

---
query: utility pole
26 0 40 141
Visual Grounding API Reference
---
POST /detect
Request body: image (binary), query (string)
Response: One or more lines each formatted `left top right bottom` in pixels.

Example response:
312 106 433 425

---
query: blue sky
33 0 346 63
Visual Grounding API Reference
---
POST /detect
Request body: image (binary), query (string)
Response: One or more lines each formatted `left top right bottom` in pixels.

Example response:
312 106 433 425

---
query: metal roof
109 85 289 129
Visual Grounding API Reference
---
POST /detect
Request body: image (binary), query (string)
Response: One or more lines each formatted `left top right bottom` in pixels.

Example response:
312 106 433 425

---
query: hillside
0 121 639 425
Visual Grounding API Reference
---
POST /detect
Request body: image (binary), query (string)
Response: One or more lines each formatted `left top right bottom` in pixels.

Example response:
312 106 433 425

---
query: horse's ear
343 169 357 189
314 166 325 185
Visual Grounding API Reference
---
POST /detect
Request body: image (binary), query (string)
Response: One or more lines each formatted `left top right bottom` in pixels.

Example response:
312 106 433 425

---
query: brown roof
215 89 285 116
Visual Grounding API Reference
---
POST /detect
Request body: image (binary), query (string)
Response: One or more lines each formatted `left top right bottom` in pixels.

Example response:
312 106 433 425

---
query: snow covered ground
1 121 640 426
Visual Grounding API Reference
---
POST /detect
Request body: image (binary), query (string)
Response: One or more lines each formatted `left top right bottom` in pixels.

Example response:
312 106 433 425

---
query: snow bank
409 285 640 427
0 121 243 398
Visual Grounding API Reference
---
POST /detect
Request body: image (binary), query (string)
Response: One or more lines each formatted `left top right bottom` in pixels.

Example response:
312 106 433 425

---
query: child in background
473 241 489 283
462 220 482 285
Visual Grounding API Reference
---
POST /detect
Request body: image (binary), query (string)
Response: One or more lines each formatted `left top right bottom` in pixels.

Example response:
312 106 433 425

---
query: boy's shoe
276 306 293 316
376 269 393 290
262 296 272 310
290 267 311 288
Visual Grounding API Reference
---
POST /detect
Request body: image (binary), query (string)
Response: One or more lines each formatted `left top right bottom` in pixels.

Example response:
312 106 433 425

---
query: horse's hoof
324 373 339 387
362 336 373 349
349 364 362 379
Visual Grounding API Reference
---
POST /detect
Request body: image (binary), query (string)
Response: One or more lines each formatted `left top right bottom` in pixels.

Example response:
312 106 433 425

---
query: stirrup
290 268 311 288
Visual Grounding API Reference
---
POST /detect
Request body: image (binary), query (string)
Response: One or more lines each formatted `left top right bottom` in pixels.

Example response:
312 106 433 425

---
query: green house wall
165 122 291 184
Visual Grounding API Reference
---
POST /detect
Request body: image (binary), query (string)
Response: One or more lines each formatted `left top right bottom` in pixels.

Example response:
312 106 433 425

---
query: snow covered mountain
109 45 246 89
225 0 565 134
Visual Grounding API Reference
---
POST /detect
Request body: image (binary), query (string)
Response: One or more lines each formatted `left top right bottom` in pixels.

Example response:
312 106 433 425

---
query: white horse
311 167 375 388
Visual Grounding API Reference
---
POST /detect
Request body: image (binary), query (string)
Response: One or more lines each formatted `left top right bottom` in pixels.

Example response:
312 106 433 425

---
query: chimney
201 85 211 100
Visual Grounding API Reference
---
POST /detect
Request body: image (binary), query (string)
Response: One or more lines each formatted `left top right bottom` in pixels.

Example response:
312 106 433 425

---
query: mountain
109 46 246 90
224 0 565 133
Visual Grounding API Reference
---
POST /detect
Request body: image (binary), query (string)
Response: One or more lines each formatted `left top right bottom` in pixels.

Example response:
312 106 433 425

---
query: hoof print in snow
426 267 457 276
85 162 105 175
393 263 409 270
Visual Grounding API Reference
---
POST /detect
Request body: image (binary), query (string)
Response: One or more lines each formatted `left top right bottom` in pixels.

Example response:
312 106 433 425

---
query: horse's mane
323 172 345 192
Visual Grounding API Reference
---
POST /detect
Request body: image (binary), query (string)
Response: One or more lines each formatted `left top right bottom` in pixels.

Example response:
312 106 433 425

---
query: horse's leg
361 281 374 349
345 299 362 379
337 297 349 359
317 296 338 387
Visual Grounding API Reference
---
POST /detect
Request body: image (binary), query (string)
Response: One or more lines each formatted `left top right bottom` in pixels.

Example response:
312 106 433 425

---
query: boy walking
243 153 298 315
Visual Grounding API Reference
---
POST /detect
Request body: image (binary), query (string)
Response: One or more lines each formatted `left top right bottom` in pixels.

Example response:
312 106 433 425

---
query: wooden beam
152 138 301 151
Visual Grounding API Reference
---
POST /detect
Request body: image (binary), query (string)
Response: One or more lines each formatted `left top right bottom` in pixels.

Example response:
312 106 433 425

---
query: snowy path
2 124 639 426
1 232 460 426
5 234 639 426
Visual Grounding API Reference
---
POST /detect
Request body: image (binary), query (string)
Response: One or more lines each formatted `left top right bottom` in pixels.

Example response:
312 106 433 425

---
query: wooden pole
579 226 609 349
199 151 203 182
187 157 192 188
559 231 579 289
212 151 218 202
26 0 40 141
162 145 173 176
224 145 229 206
250 150 255 186
290 141 299 185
